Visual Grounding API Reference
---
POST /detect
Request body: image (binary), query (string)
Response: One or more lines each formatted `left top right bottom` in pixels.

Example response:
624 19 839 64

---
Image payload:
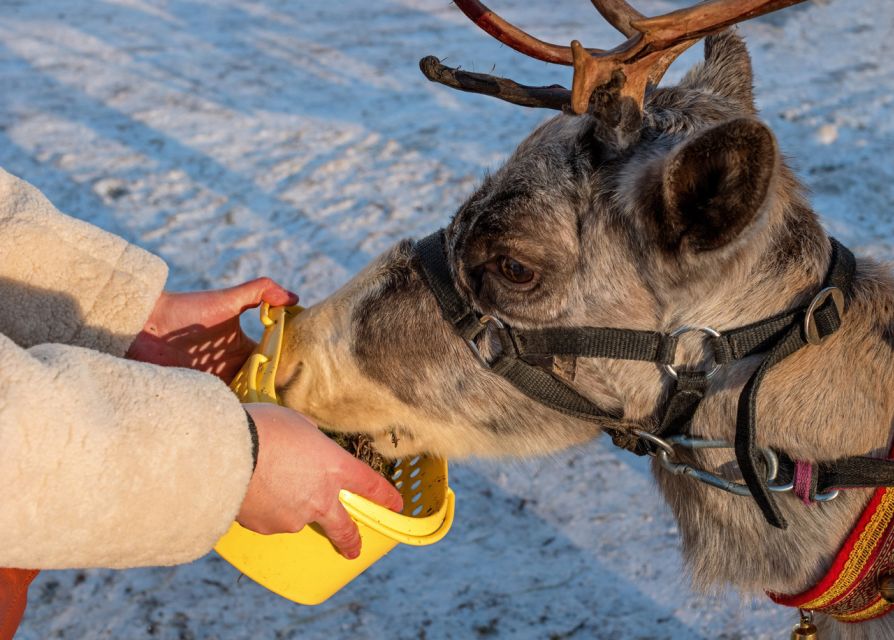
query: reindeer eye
496 255 535 284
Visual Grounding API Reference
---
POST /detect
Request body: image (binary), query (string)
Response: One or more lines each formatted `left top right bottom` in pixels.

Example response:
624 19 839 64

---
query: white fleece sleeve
0 334 254 569
0 167 167 355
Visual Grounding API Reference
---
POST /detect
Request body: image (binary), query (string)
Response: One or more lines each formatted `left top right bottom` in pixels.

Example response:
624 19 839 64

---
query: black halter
414 229 894 529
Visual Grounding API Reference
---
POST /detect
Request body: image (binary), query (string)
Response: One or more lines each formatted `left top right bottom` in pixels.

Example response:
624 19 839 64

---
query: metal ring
465 315 506 367
814 489 840 502
768 480 795 493
633 430 675 456
761 447 780 484
803 286 844 346
662 325 722 380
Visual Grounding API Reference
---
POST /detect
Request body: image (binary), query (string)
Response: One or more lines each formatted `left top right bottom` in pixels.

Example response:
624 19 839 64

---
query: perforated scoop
215 304 455 604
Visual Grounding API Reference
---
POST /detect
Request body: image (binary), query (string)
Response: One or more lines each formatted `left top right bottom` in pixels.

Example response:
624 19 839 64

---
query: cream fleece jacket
0 168 254 569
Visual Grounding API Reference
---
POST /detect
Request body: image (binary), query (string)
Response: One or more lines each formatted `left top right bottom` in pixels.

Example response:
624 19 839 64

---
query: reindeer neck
652 215 894 607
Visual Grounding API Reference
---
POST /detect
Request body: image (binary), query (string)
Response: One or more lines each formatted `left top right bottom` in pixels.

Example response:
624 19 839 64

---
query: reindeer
275 2 894 637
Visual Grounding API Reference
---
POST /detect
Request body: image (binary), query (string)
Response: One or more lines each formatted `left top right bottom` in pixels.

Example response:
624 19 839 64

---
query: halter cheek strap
414 231 674 425
413 229 894 529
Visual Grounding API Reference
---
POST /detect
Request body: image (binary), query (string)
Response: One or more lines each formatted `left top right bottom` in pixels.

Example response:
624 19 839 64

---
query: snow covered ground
2 0 892 637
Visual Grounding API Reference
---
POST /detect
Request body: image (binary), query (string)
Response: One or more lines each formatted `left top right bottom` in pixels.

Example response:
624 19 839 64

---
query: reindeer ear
657 118 777 253
681 30 755 113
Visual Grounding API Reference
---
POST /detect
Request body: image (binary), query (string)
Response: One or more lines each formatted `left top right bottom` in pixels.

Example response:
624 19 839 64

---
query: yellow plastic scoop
214 304 455 605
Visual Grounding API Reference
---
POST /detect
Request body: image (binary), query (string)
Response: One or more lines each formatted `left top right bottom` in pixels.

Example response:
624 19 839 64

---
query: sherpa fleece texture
0 168 254 569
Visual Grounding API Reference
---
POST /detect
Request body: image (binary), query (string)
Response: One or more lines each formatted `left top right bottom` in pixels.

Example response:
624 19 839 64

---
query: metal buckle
803 286 844 346
662 325 722 380
465 315 505 367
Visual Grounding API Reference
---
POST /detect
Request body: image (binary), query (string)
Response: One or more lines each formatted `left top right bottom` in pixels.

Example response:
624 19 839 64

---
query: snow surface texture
2 0 892 638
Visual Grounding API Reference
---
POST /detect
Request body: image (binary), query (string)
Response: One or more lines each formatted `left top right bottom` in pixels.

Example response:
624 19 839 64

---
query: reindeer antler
421 0 806 114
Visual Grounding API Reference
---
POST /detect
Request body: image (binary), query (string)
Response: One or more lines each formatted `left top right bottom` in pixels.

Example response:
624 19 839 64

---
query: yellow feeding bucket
214 304 455 605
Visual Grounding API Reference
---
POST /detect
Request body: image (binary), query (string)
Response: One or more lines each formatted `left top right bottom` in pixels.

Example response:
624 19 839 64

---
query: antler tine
633 0 807 50
419 56 571 110
589 0 644 38
452 0 604 65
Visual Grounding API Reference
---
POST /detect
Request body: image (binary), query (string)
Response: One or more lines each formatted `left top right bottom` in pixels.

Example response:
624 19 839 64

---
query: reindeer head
276 1 823 461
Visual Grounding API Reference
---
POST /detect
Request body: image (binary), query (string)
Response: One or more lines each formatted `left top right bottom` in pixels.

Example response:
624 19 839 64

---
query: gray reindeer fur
276 32 894 638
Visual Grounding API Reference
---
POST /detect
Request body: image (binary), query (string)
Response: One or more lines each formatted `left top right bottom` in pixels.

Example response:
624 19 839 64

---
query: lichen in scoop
323 431 394 477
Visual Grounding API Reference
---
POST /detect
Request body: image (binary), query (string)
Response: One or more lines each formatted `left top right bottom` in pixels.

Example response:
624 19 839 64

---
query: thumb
341 459 404 513
227 277 299 313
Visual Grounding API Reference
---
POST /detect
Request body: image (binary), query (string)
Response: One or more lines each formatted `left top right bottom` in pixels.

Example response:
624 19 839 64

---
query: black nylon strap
735 322 808 528
710 294 844 364
657 372 710 439
711 311 802 363
415 231 482 341
491 354 622 422
826 238 858 297
776 455 894 494
708 239 853 363
818 458 894 491
734 238 856 528
511 327 679 364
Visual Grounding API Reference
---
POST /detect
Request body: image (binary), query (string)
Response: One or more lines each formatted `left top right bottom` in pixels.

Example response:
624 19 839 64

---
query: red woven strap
0 569 39 640
769 442 894 622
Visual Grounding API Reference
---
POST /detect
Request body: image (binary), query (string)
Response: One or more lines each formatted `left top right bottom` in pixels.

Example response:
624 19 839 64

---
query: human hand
126 278 298 382
237 403 404 559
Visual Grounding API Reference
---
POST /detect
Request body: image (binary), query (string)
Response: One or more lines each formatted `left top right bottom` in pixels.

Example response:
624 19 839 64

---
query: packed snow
2 0 892 638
